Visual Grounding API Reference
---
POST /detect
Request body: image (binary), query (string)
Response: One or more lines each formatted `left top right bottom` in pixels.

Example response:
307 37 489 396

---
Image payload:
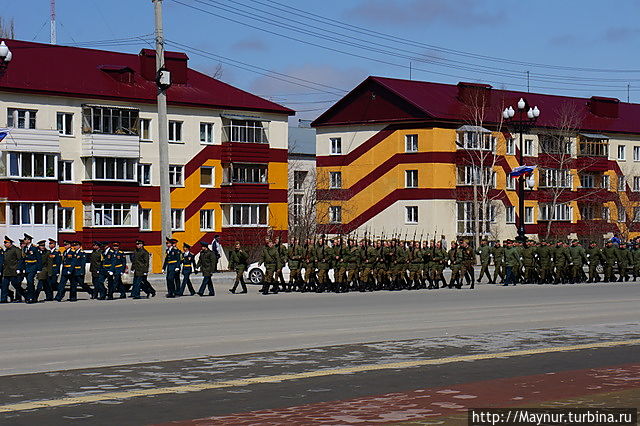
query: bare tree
0 18 15 39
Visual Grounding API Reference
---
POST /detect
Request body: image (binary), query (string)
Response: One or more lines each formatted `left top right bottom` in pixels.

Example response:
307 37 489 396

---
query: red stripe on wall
316 129 394 167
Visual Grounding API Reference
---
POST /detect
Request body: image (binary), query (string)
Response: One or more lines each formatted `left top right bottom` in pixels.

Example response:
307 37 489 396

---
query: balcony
81 133 140 158
0 128 60 153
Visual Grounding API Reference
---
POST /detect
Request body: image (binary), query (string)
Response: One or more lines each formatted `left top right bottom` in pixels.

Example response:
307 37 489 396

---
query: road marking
1 338 639 414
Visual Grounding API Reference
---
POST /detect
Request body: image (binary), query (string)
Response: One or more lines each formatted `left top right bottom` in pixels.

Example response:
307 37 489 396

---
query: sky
2 0 640 122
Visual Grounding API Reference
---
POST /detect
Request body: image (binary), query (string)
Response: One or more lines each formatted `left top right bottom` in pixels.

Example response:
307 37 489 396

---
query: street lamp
503 98 541 242
0 41 12 69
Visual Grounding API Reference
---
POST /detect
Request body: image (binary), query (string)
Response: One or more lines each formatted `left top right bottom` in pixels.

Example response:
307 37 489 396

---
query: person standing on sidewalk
178 243 196 296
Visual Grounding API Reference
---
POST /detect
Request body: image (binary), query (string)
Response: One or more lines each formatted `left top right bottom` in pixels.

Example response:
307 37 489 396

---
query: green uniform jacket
287 245 304 270
504 246 521 268
89 249 103 278
554 246 571 267
492 246 505 265
569 245 587 267
197 249 217 275
536 246 552 266
521 246 536 267
36 249 51 280
2 245 23 277
276 244 288 269
345 246 361 270
477 246 491 265
586 247 602 265
315 244 331 270
262 246 281 267
228 248 249 272
131 248 150 276
602 246 617 266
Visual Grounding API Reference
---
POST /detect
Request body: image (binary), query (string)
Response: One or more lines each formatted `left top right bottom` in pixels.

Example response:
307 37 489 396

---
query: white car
243 262 334 284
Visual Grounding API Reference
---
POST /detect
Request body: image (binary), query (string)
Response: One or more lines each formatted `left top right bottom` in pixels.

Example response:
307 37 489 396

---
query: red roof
0 39 293 115
312 76 640 134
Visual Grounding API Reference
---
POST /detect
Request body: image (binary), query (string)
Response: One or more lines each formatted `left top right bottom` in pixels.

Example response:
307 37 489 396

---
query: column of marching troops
243 235 640 295
0 234 223 304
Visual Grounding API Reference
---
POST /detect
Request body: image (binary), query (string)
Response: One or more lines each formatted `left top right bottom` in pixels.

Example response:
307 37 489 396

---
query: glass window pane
21 203 31 224
9 153 19 176
22 153 32 177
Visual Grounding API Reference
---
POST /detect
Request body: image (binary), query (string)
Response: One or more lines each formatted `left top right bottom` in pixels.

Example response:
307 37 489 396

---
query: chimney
588 96 619 118
139 49 189 84
457 82 492 107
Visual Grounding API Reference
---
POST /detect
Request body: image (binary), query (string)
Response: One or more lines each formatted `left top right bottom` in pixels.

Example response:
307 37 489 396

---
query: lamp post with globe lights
503 98 540 242
0 41 12 70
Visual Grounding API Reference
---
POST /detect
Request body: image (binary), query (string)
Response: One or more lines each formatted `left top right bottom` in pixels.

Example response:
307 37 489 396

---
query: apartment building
312 76 640 242
0 39 293 271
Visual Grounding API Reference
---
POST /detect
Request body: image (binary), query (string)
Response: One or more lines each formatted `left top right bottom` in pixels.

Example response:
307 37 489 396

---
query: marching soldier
521 240 536 284
274 235 288 291
333 237 347 293
476 239 493 284
111 242 127 299
536 241 553 284
504 240 520 286
1 237 24 303
260 238 281 295
228 241 248 294
99 242 116 300
55 241 76 302
553 241 571 284
33 240 51 303
615 242 632 282
631 243 640 281
286 237 302 292
130 240 152 299
71 241 92 300
586 242 602 283
21 233 41 303
602 241 617 282
197 241 218 296
407 241 423 289
162 237 181 298
360 238 377 291
491 241 505 284
345 238 361 292
448 241 464 289
302 237 316 292
569 240 588 283
315 236 331 293
90 241 107 300
178 243 196 296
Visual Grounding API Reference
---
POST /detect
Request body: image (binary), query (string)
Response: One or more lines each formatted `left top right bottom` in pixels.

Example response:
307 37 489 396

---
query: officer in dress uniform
47 239 62 300
33 240 51 303
1 237 24 303
111 242 127 299
131 240 152 299
197 241 217 296
99 242 117 299
163 237 181 298
178 243 196 296
71 241 92 301
21 234 41 303
55 241 76 302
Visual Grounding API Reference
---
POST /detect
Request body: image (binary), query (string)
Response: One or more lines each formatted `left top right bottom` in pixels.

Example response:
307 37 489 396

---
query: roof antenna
50 0 56 44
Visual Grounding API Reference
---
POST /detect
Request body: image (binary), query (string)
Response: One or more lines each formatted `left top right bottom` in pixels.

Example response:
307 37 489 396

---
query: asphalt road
0 281 638 424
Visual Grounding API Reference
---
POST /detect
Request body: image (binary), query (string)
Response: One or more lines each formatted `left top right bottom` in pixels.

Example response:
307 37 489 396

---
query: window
57 112 73 135
7 152 57 179
539 134 571 155
330 137 342 155
227 204 268 226
200 122 214 144
461 132 495 151
169 165 184 187
523 138 534 156
59 160 73 183
200 209 215 231
633 147 640 162
82 105 139 135
168 121 183 142
405 170 418 188
580 204 595 220
7 108 37 129
456 202 495 235
171 209 184 231
634 207 640 222
634 176 640 192
539 168 571 188
292 194 303 223
200 166 214 187
506 174 516 190
579 136 608 157
405 206 418 224
8 203 56 226
618 175 626 192
539 203 571 221
58 207 74 231
602 206 610 221
457 165 495 187
139 118 152 141
92 204 136 227
506 206 515 224
90 157 136 181
618 145 626 160
405 134 418 152
230 164 267 184
139 208 152 231
618 205 626 222
580 173 595 189
329 206 342 223
329 171 342 189
293 171 307 190
138 164 151 186
525 206 535 224
227 119 268 143
506 138 515 155
602 175 610 189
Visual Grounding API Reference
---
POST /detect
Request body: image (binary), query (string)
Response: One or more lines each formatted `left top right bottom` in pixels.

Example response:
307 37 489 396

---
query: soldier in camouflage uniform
536 241 553 284
274 236 288 292
407 241 423 289
333 237 347 293
569 240 588 283
602 241 617 283
360 239 377 291
520 240 536 284
260 239 281 295
315 237 331 292
345 238 361 292
431 241 448 289
586 242 602 283
302 238 316 292
615 242 632 282
476 239 493 284
553 241 571 284
491 241 505 284
287 237 304 292
448 241 464 289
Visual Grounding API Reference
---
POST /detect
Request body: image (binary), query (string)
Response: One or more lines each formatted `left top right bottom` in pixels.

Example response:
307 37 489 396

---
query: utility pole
50 0 56 44
153 0 172 253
